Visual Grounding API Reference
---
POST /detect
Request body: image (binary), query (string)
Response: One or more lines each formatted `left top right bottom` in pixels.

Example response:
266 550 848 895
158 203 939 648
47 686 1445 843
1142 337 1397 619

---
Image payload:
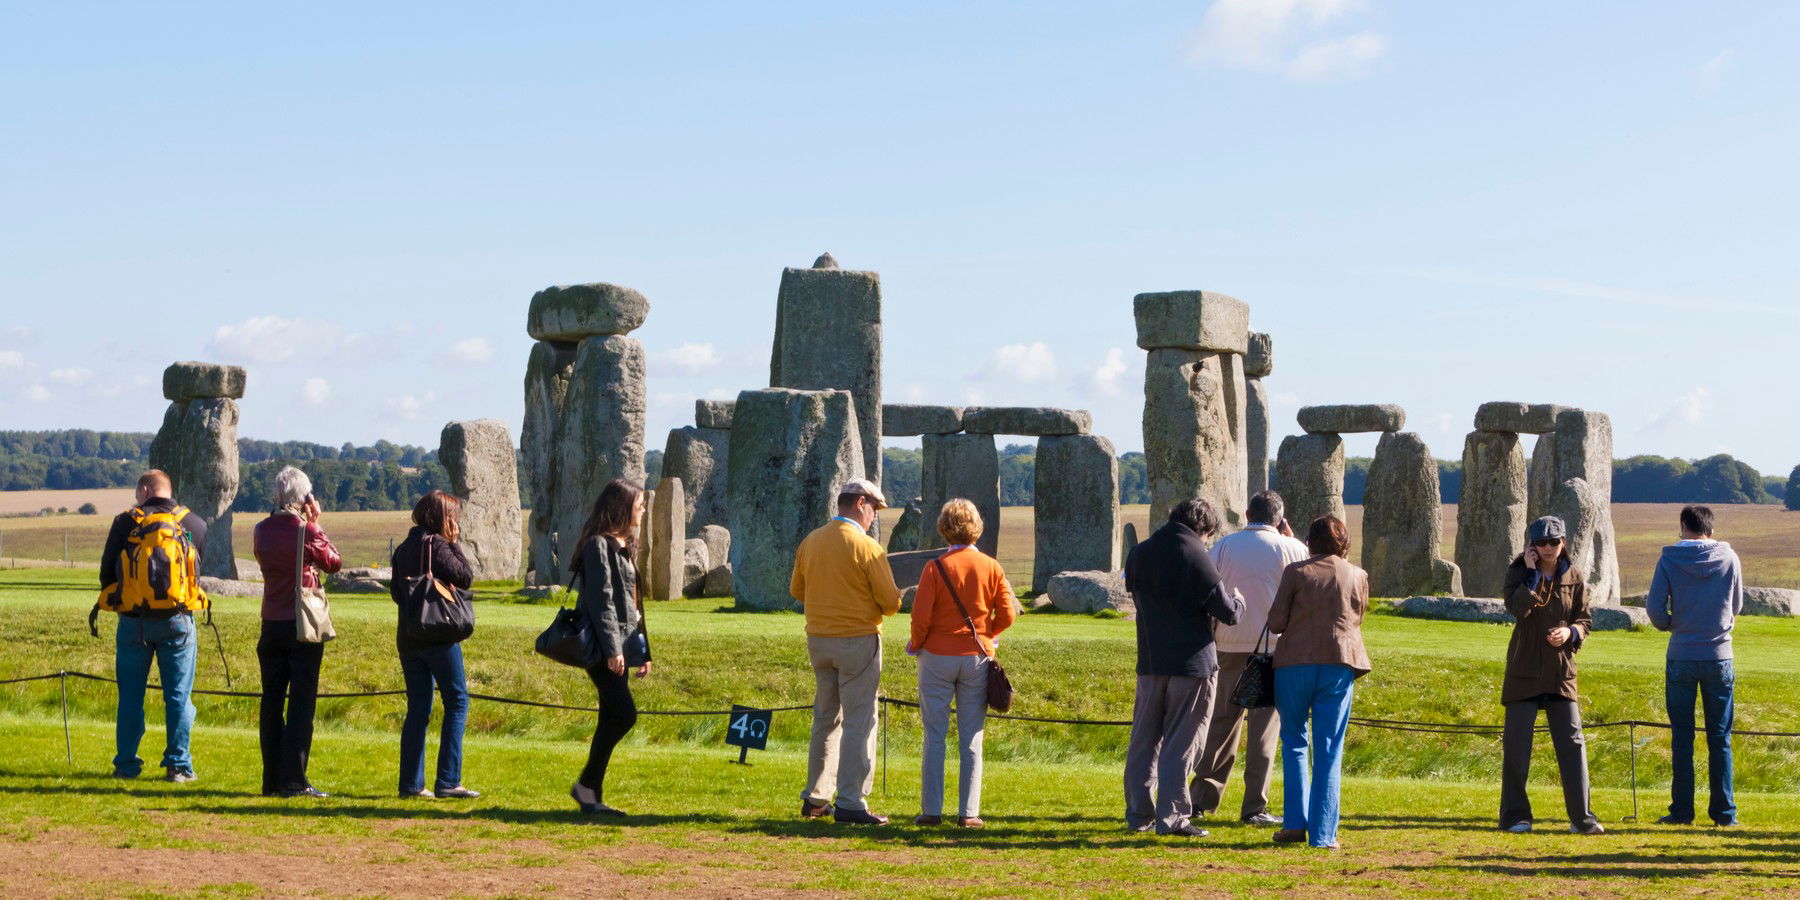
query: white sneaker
1505 821 1532 833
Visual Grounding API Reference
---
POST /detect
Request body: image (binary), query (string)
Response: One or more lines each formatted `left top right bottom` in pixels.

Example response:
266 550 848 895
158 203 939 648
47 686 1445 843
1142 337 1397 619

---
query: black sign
726 704 771 762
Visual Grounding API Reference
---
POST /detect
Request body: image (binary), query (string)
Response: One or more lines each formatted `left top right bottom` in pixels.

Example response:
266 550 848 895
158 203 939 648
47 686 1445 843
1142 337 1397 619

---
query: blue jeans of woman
1275 663 1356 847
399 642 469 794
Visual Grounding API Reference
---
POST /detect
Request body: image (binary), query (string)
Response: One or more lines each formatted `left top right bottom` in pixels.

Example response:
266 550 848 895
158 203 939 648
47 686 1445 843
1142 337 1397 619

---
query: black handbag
1231 622 1276 710
535 540 650 670
933 559 1015 713
402 536 475 644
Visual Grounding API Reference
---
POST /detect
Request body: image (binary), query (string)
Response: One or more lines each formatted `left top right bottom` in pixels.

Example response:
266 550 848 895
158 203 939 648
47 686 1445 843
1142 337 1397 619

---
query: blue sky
2 1 1796 473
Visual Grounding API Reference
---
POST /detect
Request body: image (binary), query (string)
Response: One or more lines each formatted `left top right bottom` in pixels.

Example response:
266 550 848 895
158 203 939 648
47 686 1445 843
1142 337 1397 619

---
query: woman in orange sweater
906 498 1017 828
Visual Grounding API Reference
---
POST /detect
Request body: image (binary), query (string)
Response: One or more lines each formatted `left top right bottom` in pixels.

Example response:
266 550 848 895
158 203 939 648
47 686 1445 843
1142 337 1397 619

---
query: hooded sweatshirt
1645 539 1743 661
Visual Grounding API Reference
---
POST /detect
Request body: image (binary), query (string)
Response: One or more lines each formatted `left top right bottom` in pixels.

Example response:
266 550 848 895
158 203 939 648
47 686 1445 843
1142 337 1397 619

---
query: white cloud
1091 348 1130 397
1188 0 1387 82
447 338 496 365
208 315 341 364
982 342 1058 383
384 389 437 421
1644 388 1709 433
0 350 22 370
47 367 93 386
301 377 332 406
23 383 51 403
1698 48 1735 95
654 342 724 376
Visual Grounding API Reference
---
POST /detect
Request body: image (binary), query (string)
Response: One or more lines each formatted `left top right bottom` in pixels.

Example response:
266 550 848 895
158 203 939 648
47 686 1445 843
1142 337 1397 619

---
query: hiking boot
833 806 889 825
1503 821 1533 833
1272 829 1308 843
164 768 197 784
1242 811 1281 826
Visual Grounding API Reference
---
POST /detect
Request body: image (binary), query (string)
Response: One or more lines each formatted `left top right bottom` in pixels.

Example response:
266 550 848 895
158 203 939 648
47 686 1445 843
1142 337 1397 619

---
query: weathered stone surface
1547 476 1621 607
649 477 685 601
1119 521 1140 564
1297 404 1406 435
1221 353 1249 513
899 585 918 612
1247 377 1271 496
1593 605 1651 630
1144 348 1244 529
661 426 731 537
328 566 391 594
697 524 730 583
1432 559 1464 596
961 406 1090 436
522 340 576 584
696 399 735 430
681 538 709 596
886 549 946 591
635 488 655 586
881 404 964 436
1245 332 1272 378
233 557 262 581
1272 433 1345 534
552 335 647 584
197 576 260 598
1743 587 1800 616
149 395 240 579
887 501 923 552
1550 410 1619 607
1133 291 1250 353
1456 431 1528 599
162 362 246 401
1049 570 1133 616
920 433 1000 558
726 388 865 610
440 419 524 582
1526 432 1557 522
813 252 838 269
1474 402 1568 435
769 263 882 482
703 564 733 599
526 283 650 341
1033 435 1120 593
1395 596 1646 631
1363 432 1450 598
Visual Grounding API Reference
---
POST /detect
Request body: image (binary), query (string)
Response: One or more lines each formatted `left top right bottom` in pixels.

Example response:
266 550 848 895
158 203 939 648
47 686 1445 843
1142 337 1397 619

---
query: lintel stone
1133 290 1250 353
1474 401 1568 435
527 283 650 341
1297 403 1406 434
961 406 1090 436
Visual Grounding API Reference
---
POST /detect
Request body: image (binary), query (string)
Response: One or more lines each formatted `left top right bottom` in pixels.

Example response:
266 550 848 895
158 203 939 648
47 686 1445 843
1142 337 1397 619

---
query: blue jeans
1275 664 1356 847
1666 658 1736 824
115 614 198 775
399 642 469 794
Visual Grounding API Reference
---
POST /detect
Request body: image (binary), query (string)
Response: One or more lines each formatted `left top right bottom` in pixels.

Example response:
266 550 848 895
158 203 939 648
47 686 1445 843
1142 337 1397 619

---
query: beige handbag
293 515 336 643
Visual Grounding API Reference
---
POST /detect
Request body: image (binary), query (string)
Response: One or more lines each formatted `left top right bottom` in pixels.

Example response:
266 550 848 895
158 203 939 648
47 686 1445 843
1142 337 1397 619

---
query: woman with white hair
251 465 343 798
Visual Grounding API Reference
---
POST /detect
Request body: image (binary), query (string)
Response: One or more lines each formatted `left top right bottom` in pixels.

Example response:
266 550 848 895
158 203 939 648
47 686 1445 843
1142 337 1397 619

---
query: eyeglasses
1530 539 1562 548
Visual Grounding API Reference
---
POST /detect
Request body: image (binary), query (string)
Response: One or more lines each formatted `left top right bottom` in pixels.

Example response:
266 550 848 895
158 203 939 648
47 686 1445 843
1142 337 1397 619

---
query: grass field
2 566 1797 896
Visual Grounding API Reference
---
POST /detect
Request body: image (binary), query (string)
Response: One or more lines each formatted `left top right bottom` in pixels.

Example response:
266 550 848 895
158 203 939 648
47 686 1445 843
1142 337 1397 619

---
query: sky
2 1 1796 474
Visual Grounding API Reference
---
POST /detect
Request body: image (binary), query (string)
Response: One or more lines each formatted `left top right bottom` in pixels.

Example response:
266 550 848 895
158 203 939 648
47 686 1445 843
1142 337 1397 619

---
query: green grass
3 566 1799 895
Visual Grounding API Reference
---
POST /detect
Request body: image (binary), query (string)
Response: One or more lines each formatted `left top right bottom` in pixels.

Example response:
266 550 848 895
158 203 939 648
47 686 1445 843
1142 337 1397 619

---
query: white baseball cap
840 478 888 509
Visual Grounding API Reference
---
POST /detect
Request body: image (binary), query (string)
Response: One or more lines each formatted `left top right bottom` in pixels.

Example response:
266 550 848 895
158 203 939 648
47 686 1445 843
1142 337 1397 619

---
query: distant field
0 488 133 516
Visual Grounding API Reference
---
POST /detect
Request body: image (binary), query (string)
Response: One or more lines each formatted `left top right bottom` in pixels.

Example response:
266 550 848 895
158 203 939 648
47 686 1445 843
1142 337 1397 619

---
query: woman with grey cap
1498 515 1602 835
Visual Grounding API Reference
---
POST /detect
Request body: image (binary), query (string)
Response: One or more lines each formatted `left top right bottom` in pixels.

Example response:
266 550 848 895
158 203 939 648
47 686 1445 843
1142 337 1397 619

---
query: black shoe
279 787 329 799
1656 814 1692 825
833 806 889 825
1156 823 1209 837
1241 811 1281 826
802 799 832 819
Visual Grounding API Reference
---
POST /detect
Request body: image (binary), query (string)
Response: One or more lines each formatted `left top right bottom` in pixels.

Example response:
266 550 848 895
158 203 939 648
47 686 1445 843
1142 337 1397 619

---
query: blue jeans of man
399 642 469 795
1275 663 1355 847
1666 658 1736 824
115 614 197 775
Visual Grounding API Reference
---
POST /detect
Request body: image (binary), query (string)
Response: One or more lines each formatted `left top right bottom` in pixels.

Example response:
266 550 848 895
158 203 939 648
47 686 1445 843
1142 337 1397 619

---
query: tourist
1497 516 1602 835
251 466 343 798
389 490 479 800
1267 514 1372 850
1646 505 1743 827
1191 490 1308 826
906 498 1017 829
568 479 653 816
96 469 208 783
1122 498 1243 838
791 478 903 825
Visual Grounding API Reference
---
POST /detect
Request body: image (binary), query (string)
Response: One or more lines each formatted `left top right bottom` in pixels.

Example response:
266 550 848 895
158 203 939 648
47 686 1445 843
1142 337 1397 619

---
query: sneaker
1656 815 1692 825
1127 819 1155 833
400 789 437 799
1570 822 1605 835
279 786 330 799
1713 819 1741 828
164 768 197 784
1156 823 1209 837
1504 821 1533 834
833 806 889 825
436 786 481 800
1242 811 1281 827
1272 829 1308 844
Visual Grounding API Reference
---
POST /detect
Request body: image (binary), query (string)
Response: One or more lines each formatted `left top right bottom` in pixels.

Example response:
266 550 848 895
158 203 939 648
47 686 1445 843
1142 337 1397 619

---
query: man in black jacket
1122 498 1243 836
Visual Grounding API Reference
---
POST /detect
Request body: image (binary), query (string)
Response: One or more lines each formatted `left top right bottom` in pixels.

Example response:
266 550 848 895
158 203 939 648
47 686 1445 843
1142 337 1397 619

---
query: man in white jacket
1190 490 1309 825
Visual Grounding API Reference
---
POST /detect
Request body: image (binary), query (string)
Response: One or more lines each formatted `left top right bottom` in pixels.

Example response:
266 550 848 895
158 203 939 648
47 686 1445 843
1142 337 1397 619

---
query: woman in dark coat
1499 515 1601 835
568 478 652 816
389 490 478 800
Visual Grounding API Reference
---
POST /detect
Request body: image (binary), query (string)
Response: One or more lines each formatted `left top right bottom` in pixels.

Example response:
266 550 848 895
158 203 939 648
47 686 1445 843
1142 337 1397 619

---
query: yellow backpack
97 505 210 617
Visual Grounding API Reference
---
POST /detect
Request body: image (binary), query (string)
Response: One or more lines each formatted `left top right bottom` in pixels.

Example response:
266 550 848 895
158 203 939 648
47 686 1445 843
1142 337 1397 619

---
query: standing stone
888 501 924 552
553 335 647 584
1272 433 1345 534
1246 376 1271 496
696 399 735 430
649 477 685 601
1548 476 1621 607
681 538 710 596
1220 352 1249 512
920 433 1001 558
693 525 732 598
1455 431 1527 599
1244 332 1273 379
1143 348 1244 529
1362 432 1455 598
522 341 576 584
1033 434 1120 593
727 388 865 610
439 419 524 582
770 257 882 481
1120 521 1140 565
636 488 655 584
1532 409 1619 606
1527 432 1558 522
661 426 731 537
149 368 243 580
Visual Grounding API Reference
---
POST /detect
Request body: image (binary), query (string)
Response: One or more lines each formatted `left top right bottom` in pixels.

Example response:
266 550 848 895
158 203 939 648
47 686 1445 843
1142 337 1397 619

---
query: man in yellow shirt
792 478 902 825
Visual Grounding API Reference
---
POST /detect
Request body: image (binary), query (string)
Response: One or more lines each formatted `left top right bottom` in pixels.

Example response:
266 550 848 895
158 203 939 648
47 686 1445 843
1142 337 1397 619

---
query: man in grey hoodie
1645 505 1743 827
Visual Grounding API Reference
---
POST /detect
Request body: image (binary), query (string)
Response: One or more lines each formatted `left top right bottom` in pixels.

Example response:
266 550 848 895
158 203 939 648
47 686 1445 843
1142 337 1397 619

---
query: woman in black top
389 491 479 800
569 478 652 816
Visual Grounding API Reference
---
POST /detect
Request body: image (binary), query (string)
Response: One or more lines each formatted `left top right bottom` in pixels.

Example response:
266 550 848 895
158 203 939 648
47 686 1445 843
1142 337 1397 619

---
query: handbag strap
1253 619 1272 655
420 533 434 579
932 557 989 659
292 513 306 604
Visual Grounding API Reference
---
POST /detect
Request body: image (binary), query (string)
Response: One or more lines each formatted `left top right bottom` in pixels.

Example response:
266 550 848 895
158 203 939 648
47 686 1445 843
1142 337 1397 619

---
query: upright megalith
1549 410 1620 606
439 419 524 582
696 399 735 430
1272 433 1345 533
1245 332 1273 496
1033 434 1121 593
919 433 1001 558
1548 476 1620 607
149 362 245 579
888 501 924 552
662 419 731 537
521 283 648 585
1456 430 1527 599
726 388 865 610
769 255 882 481
1362 432 1459 598
649 477 685 602
1136 290 1251 528
1527 432 1558 522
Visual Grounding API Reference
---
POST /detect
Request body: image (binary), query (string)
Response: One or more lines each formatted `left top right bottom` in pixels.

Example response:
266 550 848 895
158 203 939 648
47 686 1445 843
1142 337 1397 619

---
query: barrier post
1624 722 1640 823
879 696 888 797
60 671 72 765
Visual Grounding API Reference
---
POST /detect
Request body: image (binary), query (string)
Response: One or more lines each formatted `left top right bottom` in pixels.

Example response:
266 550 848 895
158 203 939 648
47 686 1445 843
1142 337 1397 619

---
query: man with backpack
95 470 210 782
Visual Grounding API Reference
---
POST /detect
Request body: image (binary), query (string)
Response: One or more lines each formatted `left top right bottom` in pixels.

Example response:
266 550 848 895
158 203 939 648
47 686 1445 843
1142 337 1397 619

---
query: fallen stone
886 549 946 591
1395 596 1647 631
1144 348 1244 529
899 585 917 613
881 404 964 436
703 562 733 599
1297 404 1406 434
887 501 923 552
440 419 524 582
769 262 882 482
697 524 731 590
649 477 685 601
1743 587 1800 616
1048 570 1133 617
1474 402 1568 435
233 558 263 581
526 283 650 341
1133 290 1250 353
1272 433 1346 533
696 399 735 430
1362 432 1450 598
682 538 709 596
1033 434 1120 593
961 407 1090 436
661 426 731 536
328 567 391 594
162 362 247 401
1245 331 1272 378
920 433 1000 558
1455 430 1528 599
197 576 260 598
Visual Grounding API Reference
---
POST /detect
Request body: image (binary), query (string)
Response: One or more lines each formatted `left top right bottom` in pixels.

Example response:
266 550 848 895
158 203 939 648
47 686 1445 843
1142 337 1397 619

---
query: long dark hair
412 490 461 541
575 479 643 558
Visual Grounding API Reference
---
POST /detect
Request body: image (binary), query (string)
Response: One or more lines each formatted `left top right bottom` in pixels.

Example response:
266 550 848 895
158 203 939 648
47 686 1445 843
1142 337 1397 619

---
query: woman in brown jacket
1499 516 1602 835
1266 515 1371 850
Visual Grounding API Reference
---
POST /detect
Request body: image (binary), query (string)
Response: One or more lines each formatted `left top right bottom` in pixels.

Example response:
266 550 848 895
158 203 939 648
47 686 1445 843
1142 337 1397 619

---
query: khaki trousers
802 634 883 811
1122 672 1216 833
1190 651 1279 819
917 651 988 818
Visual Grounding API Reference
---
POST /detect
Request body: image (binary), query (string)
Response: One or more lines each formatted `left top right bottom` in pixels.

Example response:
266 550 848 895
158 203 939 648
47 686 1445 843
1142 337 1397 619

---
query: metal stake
880 696 888 796
1624 722 1640 823
60 672 72 765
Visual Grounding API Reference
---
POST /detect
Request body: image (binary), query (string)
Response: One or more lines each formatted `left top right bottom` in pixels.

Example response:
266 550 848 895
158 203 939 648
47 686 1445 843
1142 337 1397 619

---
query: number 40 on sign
726 705 771 765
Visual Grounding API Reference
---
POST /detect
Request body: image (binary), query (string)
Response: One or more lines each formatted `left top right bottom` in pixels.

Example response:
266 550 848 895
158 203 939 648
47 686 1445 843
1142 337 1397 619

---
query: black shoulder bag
932 558 1015 713
1231 622 1276 709
536 554 599 668
402 535 475 644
